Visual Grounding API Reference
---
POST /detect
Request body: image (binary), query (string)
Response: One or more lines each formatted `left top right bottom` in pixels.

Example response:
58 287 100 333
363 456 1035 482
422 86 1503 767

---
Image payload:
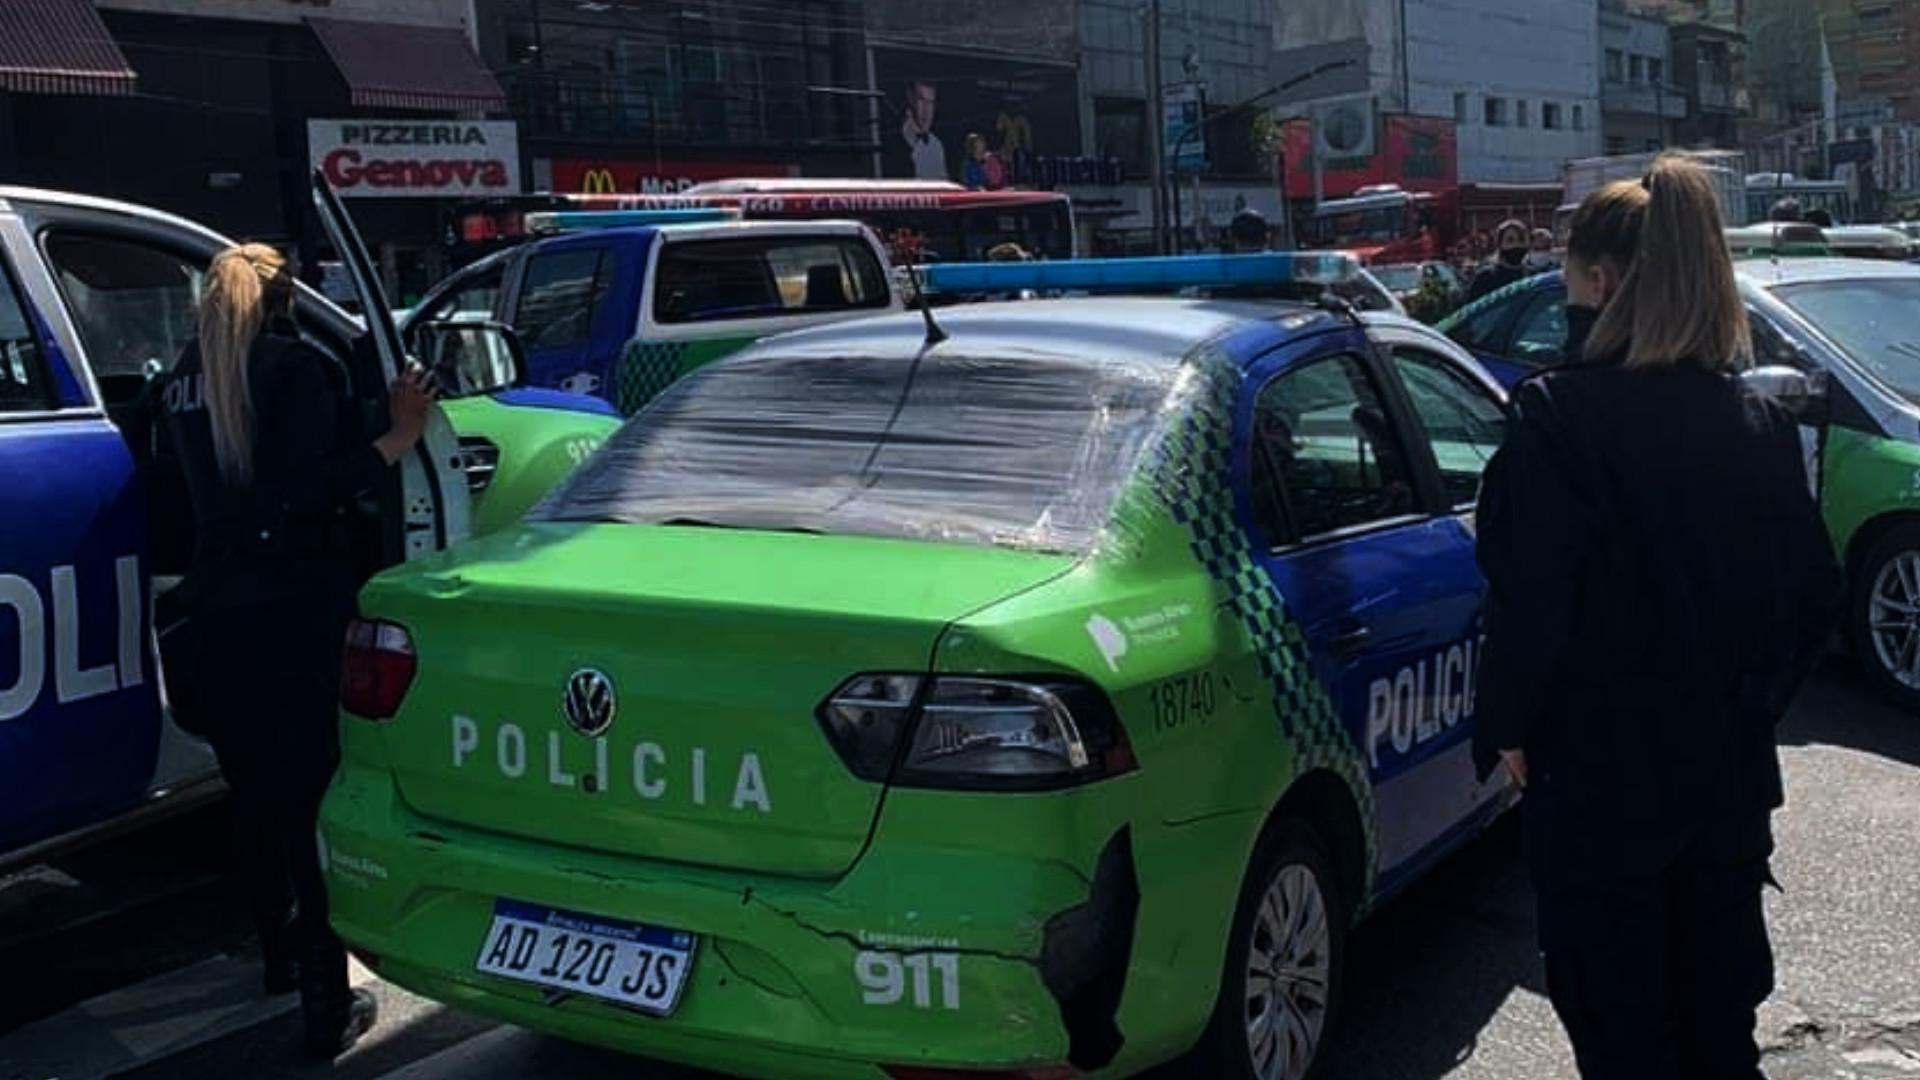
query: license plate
473 899 697 1015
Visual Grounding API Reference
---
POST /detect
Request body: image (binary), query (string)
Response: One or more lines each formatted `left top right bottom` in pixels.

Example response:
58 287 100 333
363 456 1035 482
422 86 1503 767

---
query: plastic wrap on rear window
531 346 1191 554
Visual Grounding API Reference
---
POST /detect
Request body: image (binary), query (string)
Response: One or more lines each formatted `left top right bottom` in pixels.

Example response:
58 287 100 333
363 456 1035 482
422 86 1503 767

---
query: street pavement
2 660 1915 1080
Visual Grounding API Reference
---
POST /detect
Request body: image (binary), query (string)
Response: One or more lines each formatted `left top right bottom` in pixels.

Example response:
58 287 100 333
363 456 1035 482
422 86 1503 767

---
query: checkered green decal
616 341 689 415
1155 352 1378 898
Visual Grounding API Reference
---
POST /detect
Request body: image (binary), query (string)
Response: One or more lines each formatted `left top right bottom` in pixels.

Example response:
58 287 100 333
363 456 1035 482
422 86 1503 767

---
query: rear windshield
533 348 1185 553
652 236 890 325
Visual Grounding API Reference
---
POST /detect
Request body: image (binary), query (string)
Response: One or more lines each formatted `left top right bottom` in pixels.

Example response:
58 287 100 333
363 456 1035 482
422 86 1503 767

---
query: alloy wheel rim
1244 862 1332 1080
1869 551 1920 689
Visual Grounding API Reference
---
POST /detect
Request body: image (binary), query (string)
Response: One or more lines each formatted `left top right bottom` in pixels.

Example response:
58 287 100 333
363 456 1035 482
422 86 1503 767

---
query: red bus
1301 182 1563 265
447 180 1077 266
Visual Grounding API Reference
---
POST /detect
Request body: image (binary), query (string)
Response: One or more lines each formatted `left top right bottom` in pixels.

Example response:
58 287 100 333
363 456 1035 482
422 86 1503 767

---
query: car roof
1735 257 1920 288
756 297 1334 368
536 219 877 245
0 185 233 246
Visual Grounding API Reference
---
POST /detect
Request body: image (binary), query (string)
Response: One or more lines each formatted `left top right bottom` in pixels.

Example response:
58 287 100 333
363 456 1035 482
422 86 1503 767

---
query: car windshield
1774 277 1920 401
1370 265 1422 292
533 347 1186 553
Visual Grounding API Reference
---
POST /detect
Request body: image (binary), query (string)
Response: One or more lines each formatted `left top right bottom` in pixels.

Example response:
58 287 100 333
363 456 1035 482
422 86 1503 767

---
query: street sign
1164 82 1207 174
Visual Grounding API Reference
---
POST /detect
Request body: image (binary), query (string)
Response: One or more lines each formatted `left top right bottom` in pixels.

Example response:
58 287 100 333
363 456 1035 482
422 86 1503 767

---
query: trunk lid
363 522 1073 878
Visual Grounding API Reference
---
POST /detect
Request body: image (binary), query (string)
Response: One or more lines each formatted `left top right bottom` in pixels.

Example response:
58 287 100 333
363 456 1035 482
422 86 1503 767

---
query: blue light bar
525 208 742 233
919 252 1360 295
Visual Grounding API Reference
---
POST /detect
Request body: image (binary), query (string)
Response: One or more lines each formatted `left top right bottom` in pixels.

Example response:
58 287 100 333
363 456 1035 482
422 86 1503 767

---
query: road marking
366 1025 525 1080
0 955 292 1080
0 953 383 1080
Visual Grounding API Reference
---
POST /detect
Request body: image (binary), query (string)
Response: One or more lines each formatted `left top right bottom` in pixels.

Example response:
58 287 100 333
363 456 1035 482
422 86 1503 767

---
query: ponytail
1585 154 1752 371
199 244 291 485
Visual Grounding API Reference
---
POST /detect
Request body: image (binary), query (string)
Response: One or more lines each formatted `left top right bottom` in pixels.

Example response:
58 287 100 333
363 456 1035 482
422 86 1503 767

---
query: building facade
1274 0 1601 185
1 0 507 301
474 0 873 197
1820 0 1920 124
1601 0 1686 153
1667 19 1742 148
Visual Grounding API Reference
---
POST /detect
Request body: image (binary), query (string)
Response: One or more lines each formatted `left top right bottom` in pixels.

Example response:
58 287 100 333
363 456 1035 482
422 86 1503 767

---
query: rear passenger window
1248 354 1419 544
514 249 609 352
0 263 54 413
43 232 204 381
653 237 889 324
1391 348 1508 508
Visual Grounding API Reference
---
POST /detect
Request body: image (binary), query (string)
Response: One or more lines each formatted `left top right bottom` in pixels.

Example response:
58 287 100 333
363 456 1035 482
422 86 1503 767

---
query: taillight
341 618 417 720
818 675 1134 791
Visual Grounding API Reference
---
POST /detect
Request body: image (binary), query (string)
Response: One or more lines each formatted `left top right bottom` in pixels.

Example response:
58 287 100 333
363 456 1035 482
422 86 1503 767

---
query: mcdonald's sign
551 159 793 195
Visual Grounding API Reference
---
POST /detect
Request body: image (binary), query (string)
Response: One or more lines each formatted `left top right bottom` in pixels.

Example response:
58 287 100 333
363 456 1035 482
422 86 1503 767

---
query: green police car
321 254 1522 1079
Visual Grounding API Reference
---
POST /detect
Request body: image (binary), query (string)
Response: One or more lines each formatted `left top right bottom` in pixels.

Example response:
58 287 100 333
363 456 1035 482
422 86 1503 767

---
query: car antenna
905 263 948 346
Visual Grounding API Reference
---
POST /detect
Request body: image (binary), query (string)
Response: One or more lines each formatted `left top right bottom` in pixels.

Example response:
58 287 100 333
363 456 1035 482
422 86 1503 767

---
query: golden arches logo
580 168 618 194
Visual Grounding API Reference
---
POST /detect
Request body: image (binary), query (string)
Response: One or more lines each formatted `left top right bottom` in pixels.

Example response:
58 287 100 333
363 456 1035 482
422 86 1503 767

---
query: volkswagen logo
562 669 617 737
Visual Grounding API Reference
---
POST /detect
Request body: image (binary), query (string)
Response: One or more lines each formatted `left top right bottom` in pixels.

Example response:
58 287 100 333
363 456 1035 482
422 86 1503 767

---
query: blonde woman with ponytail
1469 157 1843 1080
160 243 432 1060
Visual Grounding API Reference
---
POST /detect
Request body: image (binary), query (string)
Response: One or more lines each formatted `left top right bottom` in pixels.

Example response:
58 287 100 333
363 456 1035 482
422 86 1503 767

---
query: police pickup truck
0 177 567 865
405 209 902 418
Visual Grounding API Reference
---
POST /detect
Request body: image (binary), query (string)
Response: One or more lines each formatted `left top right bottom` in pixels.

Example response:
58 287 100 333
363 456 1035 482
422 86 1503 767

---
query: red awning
308 18 507 116
0 0 135 97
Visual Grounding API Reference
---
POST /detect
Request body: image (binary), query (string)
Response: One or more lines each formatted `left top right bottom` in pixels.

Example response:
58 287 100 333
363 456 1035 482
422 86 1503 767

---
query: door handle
1329 624 1373 657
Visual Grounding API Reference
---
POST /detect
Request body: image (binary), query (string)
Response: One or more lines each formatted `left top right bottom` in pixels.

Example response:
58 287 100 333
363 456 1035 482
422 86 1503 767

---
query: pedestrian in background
1770 196 1805 223
1805 207 1835 229
1228 207 1270 253
1464 218 1533 301
1472 157 1842 1080
160 244 434 1058
1526 227 1560 271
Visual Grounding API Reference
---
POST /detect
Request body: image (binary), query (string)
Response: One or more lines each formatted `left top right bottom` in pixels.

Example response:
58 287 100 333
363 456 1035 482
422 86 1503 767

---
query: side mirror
1742 364 1829 426
411 320 525 399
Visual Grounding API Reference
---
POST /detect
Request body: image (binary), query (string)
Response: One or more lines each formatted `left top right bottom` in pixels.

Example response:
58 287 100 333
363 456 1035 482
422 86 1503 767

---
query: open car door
312 172 471 557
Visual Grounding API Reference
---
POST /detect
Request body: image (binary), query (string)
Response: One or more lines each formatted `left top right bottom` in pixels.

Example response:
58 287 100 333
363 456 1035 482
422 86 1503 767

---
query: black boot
302 987 377 1060
299 936 376 1059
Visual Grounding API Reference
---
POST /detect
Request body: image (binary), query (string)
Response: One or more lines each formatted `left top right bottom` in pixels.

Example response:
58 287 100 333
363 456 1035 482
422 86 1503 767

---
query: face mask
1526 251 1555 270
1499 247 1527 267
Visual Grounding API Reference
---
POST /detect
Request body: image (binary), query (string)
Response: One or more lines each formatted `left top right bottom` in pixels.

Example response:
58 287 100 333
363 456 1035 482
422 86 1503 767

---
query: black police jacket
1471 354 1841 870
159 320 386 608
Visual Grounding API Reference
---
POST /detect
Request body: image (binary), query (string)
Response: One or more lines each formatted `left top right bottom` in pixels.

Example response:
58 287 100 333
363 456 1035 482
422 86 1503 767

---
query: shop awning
0 0 136 97
308 18 507 115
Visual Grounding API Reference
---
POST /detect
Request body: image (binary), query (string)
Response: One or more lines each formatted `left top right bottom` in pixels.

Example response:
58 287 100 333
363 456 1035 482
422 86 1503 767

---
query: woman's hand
1500 749 1529 789
373 367 437 465
388 367 436 443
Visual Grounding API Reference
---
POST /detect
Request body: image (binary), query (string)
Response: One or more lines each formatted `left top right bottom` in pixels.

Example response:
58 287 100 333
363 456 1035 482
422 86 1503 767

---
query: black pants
1532 811 1775 1080
193 573 355 1023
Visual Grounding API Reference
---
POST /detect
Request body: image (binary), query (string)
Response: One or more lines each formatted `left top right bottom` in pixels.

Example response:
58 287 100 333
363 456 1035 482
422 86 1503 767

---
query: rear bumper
319 765 1102 1078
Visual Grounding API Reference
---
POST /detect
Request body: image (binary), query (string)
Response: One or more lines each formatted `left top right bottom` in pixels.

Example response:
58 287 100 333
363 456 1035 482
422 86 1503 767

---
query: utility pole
1144 0 1165 253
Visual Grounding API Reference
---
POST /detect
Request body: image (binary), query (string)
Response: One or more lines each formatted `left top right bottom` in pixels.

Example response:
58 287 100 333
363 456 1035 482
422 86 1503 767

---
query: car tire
1849 523 1920 712
1194 818 1348 1080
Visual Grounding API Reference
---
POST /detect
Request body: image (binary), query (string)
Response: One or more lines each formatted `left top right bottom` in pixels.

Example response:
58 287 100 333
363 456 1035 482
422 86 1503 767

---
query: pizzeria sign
309 120 521 198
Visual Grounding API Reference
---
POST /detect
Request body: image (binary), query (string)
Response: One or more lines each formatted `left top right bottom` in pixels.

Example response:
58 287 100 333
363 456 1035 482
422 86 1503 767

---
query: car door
507 236 629 398
0 213 162 854
1239 329 1495 896
313 175 470 557
1374 330 1516 863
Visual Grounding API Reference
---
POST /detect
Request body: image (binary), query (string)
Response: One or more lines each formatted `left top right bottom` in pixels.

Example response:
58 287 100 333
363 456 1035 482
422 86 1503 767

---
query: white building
1275 0 1602 183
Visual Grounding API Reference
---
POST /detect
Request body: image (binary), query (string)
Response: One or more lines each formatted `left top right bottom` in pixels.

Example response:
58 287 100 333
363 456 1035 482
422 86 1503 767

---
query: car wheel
1851 524 1920 711
1198 819 1348 1080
